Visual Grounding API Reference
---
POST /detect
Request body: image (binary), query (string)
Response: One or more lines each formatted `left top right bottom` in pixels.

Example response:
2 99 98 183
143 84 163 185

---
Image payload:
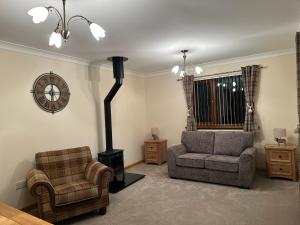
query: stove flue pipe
104 56 128 152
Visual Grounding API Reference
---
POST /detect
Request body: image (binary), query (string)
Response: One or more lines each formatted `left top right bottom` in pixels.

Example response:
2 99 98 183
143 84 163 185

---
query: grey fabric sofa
167 131 256 188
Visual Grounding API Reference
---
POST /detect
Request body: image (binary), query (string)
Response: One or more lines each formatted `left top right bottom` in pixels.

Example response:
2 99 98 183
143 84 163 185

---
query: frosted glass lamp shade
151 128 159 140
179 70 185 77
195 66 203 75
273 128 286 138
89 23 106 40
49 32 62 48
172 65 179 74
28 7 49 24
151 128 159 136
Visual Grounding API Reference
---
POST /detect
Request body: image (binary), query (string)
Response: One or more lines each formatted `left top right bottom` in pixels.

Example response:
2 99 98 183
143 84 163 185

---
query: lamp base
275 138 287 146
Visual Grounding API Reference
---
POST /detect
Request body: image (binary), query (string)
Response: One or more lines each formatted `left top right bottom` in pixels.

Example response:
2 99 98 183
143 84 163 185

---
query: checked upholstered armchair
26 146 113 223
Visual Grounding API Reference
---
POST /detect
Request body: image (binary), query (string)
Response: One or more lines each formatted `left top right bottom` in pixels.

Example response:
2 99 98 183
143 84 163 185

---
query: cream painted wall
0 49 147 209
145 53 298 169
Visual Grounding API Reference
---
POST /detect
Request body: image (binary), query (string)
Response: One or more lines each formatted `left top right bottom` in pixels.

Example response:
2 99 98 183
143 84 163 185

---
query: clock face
31 72 70 114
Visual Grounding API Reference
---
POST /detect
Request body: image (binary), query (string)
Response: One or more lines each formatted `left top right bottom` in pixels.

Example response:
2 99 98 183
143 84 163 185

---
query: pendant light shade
49 31 62 48
89 23 106 40
172 65 180 74
195 66 203 75
28 7 49 24
179 70 185 77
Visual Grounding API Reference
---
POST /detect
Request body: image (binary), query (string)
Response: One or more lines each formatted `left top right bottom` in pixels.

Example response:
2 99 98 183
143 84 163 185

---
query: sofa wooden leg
98 207 107 215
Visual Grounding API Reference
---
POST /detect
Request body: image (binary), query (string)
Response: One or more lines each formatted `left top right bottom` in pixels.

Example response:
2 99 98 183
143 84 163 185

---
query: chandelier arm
67 15 91 29
46 6 64 23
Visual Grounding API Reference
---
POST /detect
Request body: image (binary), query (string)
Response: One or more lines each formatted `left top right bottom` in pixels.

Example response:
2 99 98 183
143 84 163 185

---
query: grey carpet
61 164 300 225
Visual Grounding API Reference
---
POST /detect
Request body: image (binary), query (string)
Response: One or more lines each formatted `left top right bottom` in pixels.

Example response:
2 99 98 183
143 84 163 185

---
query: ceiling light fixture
172 50 203 77
28 0 106 48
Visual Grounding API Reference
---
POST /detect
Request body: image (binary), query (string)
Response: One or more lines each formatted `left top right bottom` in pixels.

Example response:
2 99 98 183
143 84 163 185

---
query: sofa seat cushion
205 155 240 172
181 131 215 154
176 153 211 168
214 131 254 156
54 179 98 206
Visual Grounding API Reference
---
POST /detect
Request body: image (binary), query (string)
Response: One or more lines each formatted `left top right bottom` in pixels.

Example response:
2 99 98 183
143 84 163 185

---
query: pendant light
28 0 106 48
172 50 203 77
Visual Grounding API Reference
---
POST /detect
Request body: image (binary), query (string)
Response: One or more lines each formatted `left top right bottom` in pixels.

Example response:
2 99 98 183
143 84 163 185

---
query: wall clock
31 71 70 114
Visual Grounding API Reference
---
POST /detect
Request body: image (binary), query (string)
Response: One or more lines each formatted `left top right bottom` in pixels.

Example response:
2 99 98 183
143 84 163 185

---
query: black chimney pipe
104 56 128 152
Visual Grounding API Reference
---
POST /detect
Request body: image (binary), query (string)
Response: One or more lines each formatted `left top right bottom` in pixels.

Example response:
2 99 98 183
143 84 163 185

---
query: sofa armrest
167 144 187 177
239 147 256 188
85 160 113 196
26 169 55 206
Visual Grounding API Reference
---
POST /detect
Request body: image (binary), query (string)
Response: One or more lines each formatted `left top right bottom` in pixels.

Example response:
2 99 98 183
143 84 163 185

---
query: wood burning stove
98 56 145 193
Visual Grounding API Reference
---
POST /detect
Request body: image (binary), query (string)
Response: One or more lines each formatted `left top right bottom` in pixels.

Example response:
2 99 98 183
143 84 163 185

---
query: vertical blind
193 74 245 129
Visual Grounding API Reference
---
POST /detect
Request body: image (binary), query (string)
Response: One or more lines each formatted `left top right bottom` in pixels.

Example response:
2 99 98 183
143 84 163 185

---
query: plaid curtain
241 65 260 132
296 32 300 171
182 75 197 131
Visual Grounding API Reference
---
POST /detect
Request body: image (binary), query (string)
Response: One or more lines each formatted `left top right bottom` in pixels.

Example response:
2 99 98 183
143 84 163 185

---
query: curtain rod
176 66 267 81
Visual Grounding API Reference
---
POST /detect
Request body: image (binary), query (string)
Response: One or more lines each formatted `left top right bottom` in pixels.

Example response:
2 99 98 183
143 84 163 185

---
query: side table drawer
145 152 158 161
146 143 158 152
269 150 291 163
270 164 292 176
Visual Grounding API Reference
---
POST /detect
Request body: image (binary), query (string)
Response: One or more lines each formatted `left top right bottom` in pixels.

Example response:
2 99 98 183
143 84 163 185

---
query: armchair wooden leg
98 207 107 215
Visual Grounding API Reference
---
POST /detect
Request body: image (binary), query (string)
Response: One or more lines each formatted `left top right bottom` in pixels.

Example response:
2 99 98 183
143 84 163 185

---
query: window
193 74 245 129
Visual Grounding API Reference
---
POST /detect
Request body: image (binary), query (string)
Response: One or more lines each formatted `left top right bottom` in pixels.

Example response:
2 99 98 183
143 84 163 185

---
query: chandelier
172 50 203 77
28 0 105 48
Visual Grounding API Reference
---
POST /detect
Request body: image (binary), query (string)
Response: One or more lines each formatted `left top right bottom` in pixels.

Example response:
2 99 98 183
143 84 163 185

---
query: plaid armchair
26 146 113 223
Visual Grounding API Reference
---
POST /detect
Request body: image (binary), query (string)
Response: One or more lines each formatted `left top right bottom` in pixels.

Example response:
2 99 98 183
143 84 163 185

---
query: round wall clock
31 71 70 114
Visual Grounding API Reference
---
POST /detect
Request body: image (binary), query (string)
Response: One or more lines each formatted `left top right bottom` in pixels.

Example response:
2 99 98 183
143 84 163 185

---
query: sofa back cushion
181 131 215 154
35 146 92 186
213 131 253 156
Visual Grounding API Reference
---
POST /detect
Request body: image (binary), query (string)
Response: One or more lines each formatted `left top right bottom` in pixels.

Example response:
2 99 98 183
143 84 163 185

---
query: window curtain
182 75 197 131
241 65 260 132
296 32 300 171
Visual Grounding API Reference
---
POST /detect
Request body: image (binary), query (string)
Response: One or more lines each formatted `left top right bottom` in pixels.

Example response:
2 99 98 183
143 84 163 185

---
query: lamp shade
49 32 62 48
195 66 203 75
151 128 159 136
172 65 179 74
273 128 286 138
28 7 49 24
89 23 106 40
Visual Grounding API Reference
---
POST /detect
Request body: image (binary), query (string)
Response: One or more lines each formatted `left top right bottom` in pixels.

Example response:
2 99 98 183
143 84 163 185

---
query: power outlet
15 180 26 190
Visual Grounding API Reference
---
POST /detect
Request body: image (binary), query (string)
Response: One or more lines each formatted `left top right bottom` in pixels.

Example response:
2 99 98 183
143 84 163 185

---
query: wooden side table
265 144 298 181
144 139 167 164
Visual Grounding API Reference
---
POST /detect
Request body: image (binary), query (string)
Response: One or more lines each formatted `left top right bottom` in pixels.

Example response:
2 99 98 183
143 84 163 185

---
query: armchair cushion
176 153 210 168
54 180 98 206
35 146 92 186
205 155 240 172
213 131 254 156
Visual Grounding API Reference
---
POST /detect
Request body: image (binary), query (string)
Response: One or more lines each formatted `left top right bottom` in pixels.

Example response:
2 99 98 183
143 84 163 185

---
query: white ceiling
0 0 299 74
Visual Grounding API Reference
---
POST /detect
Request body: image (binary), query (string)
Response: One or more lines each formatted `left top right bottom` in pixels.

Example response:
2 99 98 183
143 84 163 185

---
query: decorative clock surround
31 71 70 114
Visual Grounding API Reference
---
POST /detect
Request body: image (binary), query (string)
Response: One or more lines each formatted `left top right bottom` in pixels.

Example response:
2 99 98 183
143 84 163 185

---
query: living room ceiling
0 0 299 74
